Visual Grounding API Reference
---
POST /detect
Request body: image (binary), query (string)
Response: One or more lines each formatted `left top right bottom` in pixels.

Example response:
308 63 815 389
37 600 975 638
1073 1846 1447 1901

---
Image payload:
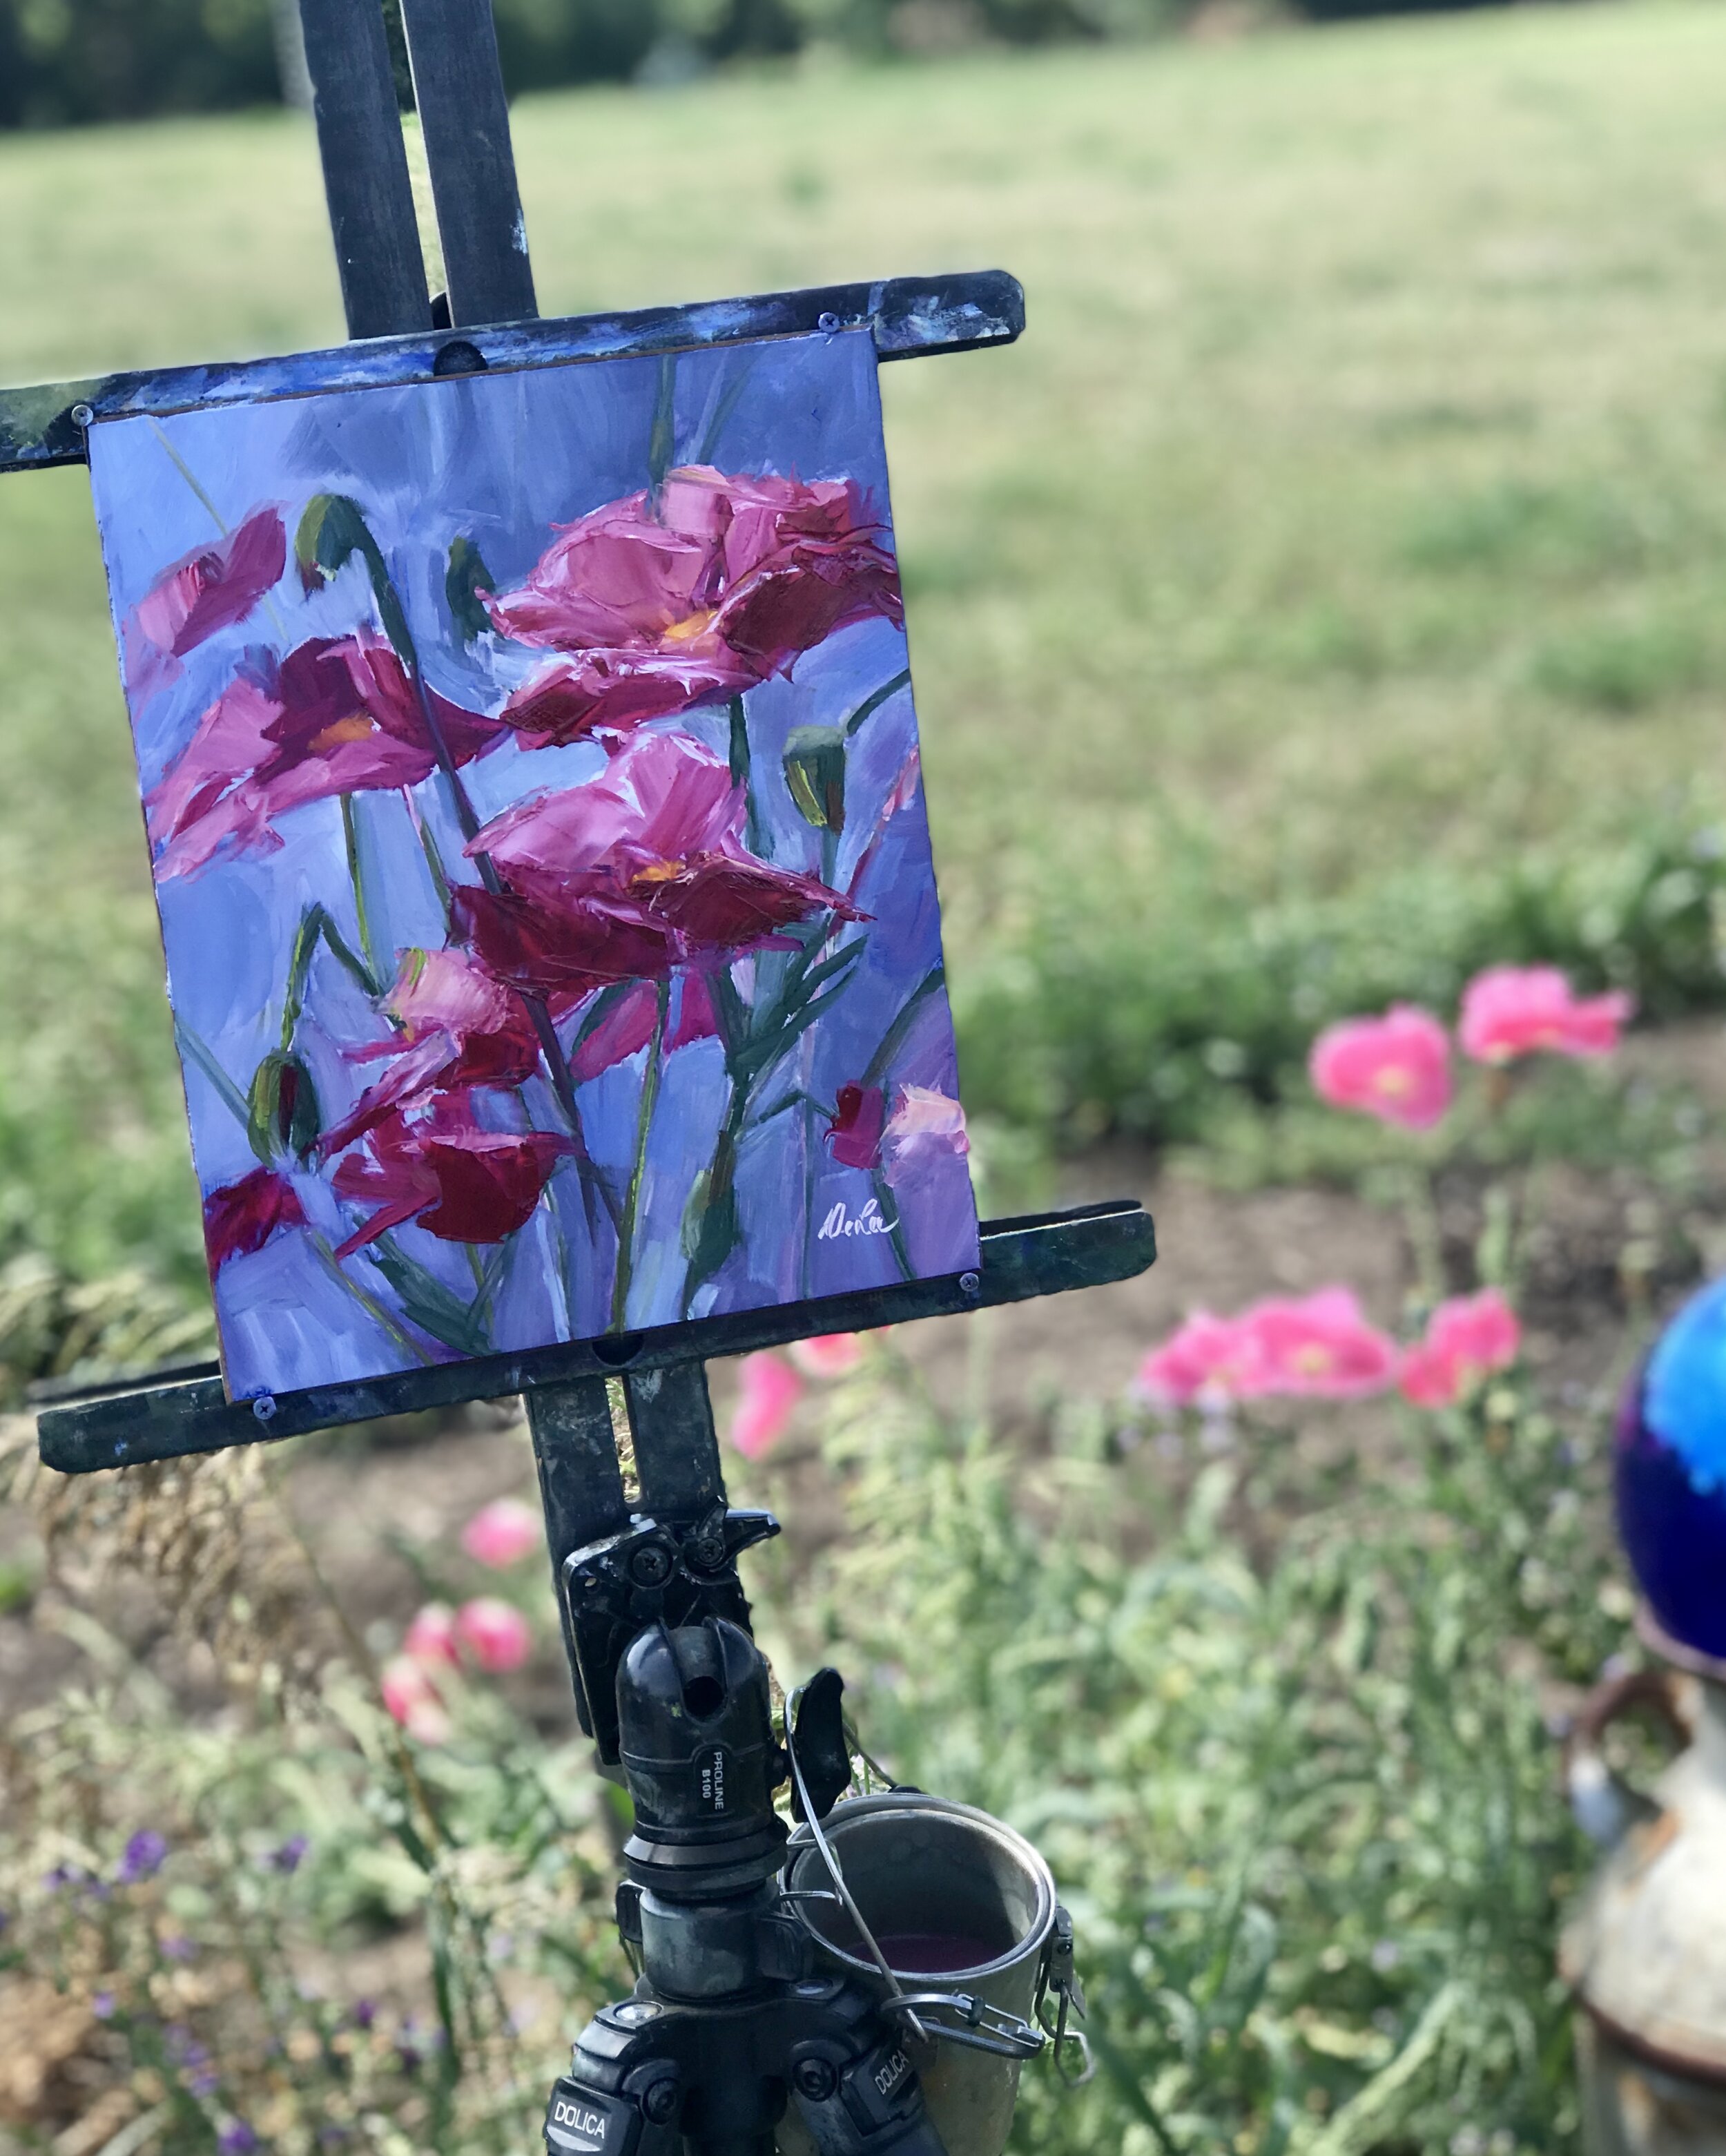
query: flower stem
340 793 382 987
729 693 770 859
611 981 670 1331
308 1232 436 1365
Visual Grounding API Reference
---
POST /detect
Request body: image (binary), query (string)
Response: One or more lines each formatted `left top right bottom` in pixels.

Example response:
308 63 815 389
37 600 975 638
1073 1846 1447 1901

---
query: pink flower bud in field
459 1498 542 1569
380 1655 452 1745
454 1597 532 1673
729 1353 804 1460
404 1602 460 1668
789 1334 865 1380
1399 1289 1521 1408
1308 1006 1452 1130
1458 965 1631 1065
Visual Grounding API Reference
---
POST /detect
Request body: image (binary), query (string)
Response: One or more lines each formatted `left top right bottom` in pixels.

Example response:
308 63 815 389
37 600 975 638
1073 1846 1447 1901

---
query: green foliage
953 814 1726 1150
749 1343 1624 2156
3 1316 1627 2153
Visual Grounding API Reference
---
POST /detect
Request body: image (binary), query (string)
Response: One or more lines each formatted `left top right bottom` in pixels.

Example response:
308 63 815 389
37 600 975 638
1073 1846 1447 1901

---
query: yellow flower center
632 858 686 887
309 711 377 753
1290 1345 1335 1375
1373 1066 1413 1096
660 606 717 646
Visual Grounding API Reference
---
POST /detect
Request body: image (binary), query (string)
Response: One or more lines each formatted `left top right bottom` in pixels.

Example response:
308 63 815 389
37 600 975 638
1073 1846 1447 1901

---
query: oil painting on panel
85 331 978 1398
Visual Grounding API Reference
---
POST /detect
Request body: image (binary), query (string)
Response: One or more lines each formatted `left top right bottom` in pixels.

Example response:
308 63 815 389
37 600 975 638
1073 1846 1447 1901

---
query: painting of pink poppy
86 330 978 1399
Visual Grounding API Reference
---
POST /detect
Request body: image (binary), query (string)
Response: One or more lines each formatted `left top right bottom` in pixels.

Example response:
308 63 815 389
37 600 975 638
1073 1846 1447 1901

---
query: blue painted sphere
1617 1274 1726 1658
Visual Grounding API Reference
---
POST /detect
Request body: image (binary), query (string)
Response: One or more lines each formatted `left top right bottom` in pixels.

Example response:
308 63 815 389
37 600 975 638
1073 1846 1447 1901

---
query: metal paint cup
776 1793 1058 2156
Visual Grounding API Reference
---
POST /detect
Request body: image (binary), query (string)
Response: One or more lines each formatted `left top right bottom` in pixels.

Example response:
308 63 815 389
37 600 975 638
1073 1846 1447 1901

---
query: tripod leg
787 2037 951 2156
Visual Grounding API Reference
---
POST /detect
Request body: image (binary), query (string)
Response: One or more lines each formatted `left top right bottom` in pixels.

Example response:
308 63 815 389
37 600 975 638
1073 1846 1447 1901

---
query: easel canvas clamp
1 6 1155 2148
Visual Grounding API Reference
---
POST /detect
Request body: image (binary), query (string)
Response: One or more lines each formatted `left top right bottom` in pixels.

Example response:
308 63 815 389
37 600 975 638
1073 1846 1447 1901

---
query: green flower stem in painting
280 903 377 1055
728 693 770 860
338 797 384 994
402 784 454 932
308 1233 435 1367
611 979 670 1331
844 666 911 738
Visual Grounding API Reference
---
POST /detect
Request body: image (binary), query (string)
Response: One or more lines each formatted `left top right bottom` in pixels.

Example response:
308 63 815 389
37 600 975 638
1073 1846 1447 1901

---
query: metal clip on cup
1035 1905 1094 2086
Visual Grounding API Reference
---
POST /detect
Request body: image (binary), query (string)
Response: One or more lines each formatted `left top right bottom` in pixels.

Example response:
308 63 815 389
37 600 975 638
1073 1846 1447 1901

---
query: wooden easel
0 0 1156 1762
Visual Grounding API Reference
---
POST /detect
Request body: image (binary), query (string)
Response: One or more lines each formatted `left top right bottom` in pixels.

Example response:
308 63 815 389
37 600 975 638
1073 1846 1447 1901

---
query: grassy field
6 2 1726 1285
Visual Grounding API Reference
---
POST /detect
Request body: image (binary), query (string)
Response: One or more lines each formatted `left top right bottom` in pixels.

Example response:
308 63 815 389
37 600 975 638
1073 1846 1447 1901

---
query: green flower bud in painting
247 1050 320 1166
783 724 848 834
445 535 496 645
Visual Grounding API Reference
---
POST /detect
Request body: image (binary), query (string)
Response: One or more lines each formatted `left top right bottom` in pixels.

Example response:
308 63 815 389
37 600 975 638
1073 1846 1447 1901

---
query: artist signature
816 1198 898 1242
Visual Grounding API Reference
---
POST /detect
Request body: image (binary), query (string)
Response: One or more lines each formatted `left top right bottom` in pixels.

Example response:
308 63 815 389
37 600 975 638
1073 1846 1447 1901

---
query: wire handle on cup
785 1682 931 2046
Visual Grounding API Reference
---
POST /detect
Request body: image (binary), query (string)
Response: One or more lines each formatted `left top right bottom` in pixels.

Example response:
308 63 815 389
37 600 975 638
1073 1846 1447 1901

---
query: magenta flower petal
729 1352 804 1459
126 506 287 697
481 465 903 744
459 1499 543 1568
1458 965 1632 1065
1132 1311 1263 1409
1398 1288 1521 1407
330 1094 575 1258
826 1083 886 1171
1234 1287 1399 1400
203 1166 306 1272
1309 1006 1452 1130
454 1596 532 1672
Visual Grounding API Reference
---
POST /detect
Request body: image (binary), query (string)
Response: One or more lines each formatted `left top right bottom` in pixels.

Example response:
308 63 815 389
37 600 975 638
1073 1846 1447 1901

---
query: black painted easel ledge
35 1200 1154 1474
0 271 1024 476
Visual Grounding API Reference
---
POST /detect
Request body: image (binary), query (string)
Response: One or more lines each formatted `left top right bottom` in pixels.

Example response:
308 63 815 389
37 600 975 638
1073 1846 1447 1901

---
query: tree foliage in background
0 0 1212 130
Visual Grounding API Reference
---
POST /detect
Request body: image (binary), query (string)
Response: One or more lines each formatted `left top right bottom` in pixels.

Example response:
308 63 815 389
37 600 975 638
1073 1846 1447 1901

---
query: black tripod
542 1474 1057 2156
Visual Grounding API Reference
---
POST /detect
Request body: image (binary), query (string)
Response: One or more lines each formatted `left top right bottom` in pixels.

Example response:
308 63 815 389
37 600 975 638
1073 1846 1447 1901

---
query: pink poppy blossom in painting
123 506 287 700
1309 1005 1452 1131
485 467 902 747
86 331 978 1399
1457 965 1632 1066
1399 1289 1522 1407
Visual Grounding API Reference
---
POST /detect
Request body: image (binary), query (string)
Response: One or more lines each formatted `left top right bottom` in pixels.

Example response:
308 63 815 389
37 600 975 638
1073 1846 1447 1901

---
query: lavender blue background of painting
86 329 979 1396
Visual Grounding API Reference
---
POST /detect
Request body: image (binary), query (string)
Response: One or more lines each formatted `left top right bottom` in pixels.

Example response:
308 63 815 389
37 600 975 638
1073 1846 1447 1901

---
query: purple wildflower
161 1934 197 1963
117 1831 168 1885
217 2124 259 2155
45 1862 88 1893
349 1999 376 2030
93 1992 116 2020
189 2068 220 2099
266 1834 309 1875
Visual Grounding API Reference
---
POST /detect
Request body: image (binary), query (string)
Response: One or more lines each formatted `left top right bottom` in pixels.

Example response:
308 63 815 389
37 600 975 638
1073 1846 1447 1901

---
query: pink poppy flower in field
1458 965 1633 1065
1132 1311 1263 1409
124 506 287 694
148 631 503 880
729 1352 804 1459
826 1084 886 1171
1309 1006 1452 1131
882 1086 969 1179
203 1166 306 1272
404 1602 461 1668
320 948 543 1157
454 1597 532 1673
458 731 861 997
1399 1289 1522 1407
1237 1288 1399 1399
485 465 903 746
789 1333 866 1380
460 1498 543 1569
381 1655 452 1744
330 1094 576 1258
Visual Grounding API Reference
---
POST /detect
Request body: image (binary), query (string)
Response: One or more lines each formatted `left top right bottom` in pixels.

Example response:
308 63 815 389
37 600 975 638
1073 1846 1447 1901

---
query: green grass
8 3 1726 1280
